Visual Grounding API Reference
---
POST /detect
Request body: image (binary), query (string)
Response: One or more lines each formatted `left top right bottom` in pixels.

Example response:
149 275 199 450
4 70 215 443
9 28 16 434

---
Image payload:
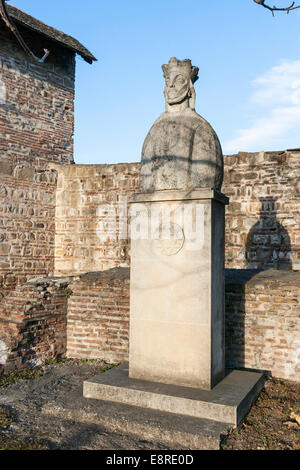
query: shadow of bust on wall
245 197 292 270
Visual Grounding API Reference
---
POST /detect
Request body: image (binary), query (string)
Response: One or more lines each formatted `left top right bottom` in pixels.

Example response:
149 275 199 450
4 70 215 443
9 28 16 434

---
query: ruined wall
225 269 300 382
0 267 298 381
67 268 130 363
0 164 57 298
223 150 300 270
66 268 299 381
54 164 140 276
54 150 300 275
0 276 69 372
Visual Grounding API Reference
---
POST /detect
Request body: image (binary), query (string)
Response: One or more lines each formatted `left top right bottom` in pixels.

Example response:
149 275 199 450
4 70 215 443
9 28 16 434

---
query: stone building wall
54 149 300 275
0 164 57 298
0 268 298 381
53 163 140 276
225 269 300 382
66 269 299 381
0 23 75 168
0 24 76 294
223 150 300 271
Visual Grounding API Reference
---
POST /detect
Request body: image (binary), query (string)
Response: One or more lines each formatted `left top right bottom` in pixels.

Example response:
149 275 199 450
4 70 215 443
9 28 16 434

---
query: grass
0 367 44 388
0 357 115 389
99 363 119 373
0 434 49 450
0 407 13 429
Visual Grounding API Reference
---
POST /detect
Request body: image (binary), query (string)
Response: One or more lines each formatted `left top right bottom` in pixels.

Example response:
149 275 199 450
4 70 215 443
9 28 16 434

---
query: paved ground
0 360 171 450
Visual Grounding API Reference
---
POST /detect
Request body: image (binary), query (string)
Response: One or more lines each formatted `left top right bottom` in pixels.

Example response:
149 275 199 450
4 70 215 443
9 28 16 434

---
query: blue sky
9 0 300 163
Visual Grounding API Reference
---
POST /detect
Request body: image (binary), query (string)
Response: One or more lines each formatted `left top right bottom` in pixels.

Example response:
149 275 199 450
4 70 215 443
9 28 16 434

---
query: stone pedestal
129 189 229 390
82 58 266 445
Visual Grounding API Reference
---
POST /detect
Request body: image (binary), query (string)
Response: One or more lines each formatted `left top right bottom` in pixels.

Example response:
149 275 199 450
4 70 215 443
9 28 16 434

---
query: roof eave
12 17 97 64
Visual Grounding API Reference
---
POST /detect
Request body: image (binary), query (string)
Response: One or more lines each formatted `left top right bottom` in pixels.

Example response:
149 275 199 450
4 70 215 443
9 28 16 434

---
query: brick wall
223 150 300 270
0 276 69 372
225 269 300 382
67 268 299 382
54 164 140 276
54 150 300 276
67 268 130 363
0 163 57 298
0 268 298 381
0 23 75 168
0 24 75 294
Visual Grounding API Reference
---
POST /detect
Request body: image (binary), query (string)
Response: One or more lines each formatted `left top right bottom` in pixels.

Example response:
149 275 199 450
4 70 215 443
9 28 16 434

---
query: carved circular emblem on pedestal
152 223 185 257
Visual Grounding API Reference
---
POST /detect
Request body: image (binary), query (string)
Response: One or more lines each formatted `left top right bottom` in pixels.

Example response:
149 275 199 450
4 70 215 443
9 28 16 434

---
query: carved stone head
162 57 199 111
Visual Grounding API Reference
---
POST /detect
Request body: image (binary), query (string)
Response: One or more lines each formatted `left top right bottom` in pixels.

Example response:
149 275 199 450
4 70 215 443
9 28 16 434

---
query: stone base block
42 393 232 450
83 363 265 426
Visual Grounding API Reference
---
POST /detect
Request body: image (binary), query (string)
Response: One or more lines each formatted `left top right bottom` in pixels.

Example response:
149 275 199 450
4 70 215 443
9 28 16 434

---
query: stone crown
162 57 199 84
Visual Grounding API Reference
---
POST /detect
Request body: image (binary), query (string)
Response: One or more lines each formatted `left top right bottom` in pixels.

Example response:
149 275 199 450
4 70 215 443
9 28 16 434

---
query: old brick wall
54 164 140 276
223 150 300 270
0 276 69 372
0 164 57 298
0 23 75 168
65 268 299 382
54 150 300 275
0 24 75 294
225 269 300 382
0 267 298 381
67 268 130 363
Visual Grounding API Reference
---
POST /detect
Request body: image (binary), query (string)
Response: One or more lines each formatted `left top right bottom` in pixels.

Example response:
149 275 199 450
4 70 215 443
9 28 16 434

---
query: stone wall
66 268 300 381
223 150 300 270
53 150 300 275
225 269 300 382
0 268 298 381
67 268 130 363
54 164 140 276
0 164 57 298
0 276 69 372
0 24 76 294
0 23 75 168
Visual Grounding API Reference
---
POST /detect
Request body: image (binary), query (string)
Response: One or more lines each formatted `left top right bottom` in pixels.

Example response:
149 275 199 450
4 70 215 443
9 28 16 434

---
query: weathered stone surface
43 398 231 450
141 111 223 191
52 150 300 276
53 163 140 276
223 150 300 270
129 191 227 390
83 363 265 426
140 57 223 192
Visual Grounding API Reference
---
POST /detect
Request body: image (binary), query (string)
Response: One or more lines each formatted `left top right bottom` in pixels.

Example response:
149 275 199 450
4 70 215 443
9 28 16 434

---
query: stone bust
140 57 224 192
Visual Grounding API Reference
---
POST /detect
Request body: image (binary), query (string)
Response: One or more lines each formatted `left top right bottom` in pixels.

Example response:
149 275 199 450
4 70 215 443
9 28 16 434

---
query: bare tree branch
253 0 300 15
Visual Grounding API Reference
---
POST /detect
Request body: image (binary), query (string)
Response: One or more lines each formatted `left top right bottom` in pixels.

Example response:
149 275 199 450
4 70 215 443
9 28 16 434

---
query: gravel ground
0 360 170 450
0 361 299 450
222 377 300 450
